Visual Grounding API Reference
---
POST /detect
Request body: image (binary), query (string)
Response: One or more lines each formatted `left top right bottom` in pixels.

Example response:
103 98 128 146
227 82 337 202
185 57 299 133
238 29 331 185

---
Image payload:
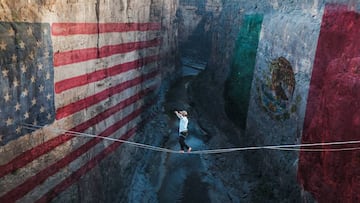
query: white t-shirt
178 115 188 133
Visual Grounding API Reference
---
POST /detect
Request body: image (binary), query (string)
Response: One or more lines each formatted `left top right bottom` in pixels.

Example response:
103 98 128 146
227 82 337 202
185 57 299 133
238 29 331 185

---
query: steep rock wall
0 0 178 202
177 0 221 63
246 6 323 201
187 0 360 202
298 4 360 202
1 0 360 202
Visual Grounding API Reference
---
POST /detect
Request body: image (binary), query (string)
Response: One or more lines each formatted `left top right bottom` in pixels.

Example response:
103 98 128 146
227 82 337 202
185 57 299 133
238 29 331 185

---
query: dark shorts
180 131 188 137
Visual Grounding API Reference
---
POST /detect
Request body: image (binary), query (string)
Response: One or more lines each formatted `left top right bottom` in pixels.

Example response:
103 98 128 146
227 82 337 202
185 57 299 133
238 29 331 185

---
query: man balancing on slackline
174 110 192 153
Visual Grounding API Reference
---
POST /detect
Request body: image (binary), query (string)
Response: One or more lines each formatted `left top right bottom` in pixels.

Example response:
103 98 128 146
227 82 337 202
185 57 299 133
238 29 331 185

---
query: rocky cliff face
186 0 360 202
1 0 360 202
298 4 360 202
0 0 178 202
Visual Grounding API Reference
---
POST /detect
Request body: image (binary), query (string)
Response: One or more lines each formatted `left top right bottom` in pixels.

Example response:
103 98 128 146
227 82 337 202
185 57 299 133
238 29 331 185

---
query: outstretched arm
174 111 182 119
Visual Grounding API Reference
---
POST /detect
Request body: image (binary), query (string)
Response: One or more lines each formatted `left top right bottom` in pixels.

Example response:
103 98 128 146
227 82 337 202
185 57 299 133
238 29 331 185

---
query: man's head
180 110 188 116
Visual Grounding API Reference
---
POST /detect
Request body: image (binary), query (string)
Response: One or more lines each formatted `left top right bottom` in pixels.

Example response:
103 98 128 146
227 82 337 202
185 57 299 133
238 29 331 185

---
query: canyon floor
126 65 259 202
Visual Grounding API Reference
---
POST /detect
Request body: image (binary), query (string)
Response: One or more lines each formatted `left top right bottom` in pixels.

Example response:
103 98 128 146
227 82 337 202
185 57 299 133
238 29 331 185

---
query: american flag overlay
0 22 161 202
0 22 55 145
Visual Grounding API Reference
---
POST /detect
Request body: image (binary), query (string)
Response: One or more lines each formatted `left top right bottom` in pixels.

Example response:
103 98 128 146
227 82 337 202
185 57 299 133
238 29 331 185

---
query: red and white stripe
0 22 161 202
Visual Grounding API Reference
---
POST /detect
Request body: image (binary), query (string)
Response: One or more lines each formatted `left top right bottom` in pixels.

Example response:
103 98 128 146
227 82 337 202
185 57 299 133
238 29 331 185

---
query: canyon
0 0 359 202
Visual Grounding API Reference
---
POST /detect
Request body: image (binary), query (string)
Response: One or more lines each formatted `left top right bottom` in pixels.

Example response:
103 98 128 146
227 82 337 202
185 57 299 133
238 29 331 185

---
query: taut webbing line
22 123 360 154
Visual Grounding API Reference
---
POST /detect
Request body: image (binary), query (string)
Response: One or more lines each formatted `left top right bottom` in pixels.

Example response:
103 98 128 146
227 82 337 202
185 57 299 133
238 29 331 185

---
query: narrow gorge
0 0 359 202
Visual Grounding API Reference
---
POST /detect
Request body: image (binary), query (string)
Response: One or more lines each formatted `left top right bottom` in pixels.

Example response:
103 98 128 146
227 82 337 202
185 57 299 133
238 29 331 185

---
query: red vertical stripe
298 4 360 202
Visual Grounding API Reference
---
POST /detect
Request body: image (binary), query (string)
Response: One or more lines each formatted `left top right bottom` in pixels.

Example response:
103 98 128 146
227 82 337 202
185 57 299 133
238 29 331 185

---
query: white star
46 93 52 100
0 41 7 50
12 54 17 62
22 88 29 97
46 72 50 80
2 69 9 77
18 40 25 49
4 92 11 102
27 27 33 36
16 126 22 134
31 98 37 106
13 78 19 87
21 64 28 73
32 119 38 126
43 28 48 35
43 51 50 58
6 117 13 126
47 113 52 120
40 106 45 113
31 76 36 83
8 28 15 36
36 40 42 48
28 51 35 60
24 112 30 119
15 102 21 111
37 63 43 70
39 85 44 92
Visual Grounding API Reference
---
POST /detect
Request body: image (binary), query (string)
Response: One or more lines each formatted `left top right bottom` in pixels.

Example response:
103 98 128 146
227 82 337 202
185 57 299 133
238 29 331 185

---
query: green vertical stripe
224 14 263 129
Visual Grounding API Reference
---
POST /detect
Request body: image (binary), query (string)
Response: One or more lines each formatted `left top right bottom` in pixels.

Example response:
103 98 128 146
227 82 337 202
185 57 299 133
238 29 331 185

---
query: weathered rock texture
298 4 360 202
224 14 263 129
246 7 323 202
0 0 178 202
187 0 360 202
1 0 360 202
